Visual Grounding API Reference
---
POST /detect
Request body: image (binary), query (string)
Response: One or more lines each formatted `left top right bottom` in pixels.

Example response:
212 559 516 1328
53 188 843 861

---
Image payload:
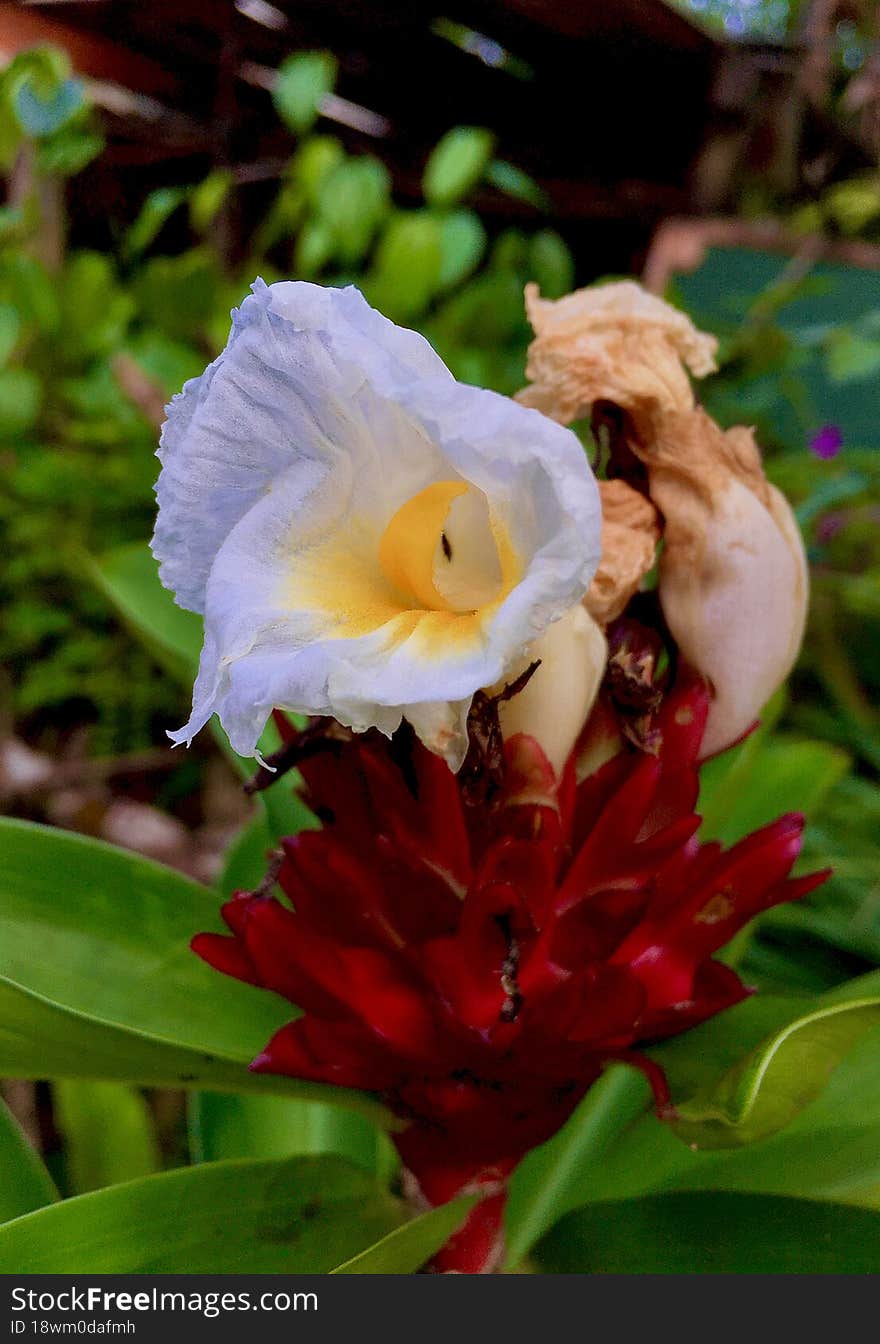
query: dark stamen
441 531 452 561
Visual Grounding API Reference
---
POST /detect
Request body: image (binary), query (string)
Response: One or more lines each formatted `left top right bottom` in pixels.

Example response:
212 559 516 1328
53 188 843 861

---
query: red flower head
193 667 826 1272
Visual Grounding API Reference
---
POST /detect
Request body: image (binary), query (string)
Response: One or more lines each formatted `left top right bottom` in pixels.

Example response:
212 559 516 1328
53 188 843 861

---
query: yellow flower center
379 481 506 613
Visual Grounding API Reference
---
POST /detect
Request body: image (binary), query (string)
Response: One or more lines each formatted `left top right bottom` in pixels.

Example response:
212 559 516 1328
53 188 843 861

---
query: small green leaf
0 1096 57 1223
485 159 549 210
273 52 338 135
0 304 21 365
53 1082 161 1195
0 1155 404 1273
0 366 41 437
14 78 83 138
317 157 391 265
369 212 443 321
331 1194 478 1273
536 1192 880 1273
423 127 495 208
437 210 486 291
124 188 187 260
824 328 880 384
189 168 234 234
527 229 574 299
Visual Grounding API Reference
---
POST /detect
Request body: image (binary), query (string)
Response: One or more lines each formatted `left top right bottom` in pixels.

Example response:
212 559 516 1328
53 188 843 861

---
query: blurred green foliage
0 49 571 751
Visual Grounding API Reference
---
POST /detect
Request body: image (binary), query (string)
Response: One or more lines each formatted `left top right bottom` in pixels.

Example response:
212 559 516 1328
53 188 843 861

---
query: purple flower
809 425 843 460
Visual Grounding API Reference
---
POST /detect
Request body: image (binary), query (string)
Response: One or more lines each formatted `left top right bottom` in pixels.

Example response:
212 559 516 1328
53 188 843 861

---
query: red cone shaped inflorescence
193 675 827 1273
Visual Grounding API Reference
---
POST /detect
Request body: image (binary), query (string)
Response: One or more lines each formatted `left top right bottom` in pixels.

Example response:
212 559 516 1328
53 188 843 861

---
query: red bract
193 677 826 1273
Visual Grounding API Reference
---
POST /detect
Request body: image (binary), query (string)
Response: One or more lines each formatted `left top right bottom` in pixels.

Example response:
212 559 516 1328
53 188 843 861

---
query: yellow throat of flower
379 481 514 614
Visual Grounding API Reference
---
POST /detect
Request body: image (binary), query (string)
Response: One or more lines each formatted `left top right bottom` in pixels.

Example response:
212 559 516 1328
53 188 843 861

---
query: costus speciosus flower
152 281 602 770
518 280 808 758
194 683 826 1272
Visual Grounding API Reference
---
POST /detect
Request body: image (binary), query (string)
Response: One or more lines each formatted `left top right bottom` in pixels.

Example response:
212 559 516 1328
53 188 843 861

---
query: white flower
153 280 602 771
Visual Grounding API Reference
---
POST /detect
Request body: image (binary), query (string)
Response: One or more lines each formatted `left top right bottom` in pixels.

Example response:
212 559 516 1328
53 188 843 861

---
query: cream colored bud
661 476 808 758
497 604 608 777
585 479 660 625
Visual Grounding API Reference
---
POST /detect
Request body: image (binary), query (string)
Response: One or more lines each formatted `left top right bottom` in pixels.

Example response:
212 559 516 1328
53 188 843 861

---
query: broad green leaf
218 813 274 897
698 705 848 847
53 1082 161 1195
0 817 392 1127
423 127 494 208
331 1194 477 1273
0 1096 57 1222
536 1192 880 1273
273 52 337 135
90 542 202 681
189 1092 398 1180
553 1024 880 1213
504 1065 650 1269
670 988 880 1148
0 1155 404 1273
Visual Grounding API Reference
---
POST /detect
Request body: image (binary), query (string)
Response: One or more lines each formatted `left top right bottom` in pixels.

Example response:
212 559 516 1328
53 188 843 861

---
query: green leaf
485 159 549 210
317 157 390 266
189 1092 397 1179
273 52 337 136
824 328 880 384
527 230 574 299
536 1192 880 1273
0 366 41 437
504 1064 650 1269
14 78 83 138
549 1041 880 1214
0 304 21 365
294 219 336 278
369 212 443 321
0 1096 57 1223
437 209 486 291
189 168 234 235
124 188 187 260
671 988 880 1148
0 817 393 1127
699 728 849 847
331 1194 478 1273
0 1155 404 1273
90 542 203 682
423 127 495 208
91 543 312 838
53 1082 161 1195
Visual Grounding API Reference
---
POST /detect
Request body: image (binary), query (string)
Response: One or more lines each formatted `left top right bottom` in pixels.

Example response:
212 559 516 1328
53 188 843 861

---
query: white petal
157 281 602 767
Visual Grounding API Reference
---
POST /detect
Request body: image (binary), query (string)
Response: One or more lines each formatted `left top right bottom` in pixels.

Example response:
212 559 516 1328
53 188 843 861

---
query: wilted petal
516 280 717 424
585 479 660 625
